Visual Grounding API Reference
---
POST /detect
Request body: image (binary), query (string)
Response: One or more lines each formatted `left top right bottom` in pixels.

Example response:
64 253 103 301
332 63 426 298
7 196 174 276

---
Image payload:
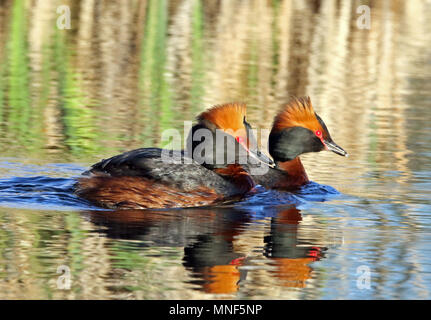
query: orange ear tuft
272 96 325 136
198 103 246 132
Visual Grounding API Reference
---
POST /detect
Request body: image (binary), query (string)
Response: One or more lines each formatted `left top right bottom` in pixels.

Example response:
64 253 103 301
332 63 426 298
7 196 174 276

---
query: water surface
0 0 430 299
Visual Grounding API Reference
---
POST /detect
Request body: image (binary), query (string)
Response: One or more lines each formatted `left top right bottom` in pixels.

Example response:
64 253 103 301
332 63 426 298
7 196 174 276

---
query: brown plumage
246 96 346 190
75 163 255 209
271 96 327 139
74 101 266 209
198 102 246 133
270 97 319 187
75 159 256 209
272 158 309 189
75 174 222 209
214 163 255 194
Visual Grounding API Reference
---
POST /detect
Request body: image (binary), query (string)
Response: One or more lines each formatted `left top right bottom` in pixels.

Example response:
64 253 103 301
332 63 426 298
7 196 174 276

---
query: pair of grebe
75 97 347 209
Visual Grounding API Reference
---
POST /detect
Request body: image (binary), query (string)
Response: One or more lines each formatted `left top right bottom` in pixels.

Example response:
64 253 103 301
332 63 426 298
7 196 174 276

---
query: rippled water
0 0 430 299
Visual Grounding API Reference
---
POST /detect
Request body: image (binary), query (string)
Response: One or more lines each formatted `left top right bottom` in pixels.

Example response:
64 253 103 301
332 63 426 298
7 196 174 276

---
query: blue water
0 165 341 213
1 158 430 299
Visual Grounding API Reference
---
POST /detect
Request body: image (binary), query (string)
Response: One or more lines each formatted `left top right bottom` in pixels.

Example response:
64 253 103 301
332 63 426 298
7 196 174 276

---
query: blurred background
0 0 430 299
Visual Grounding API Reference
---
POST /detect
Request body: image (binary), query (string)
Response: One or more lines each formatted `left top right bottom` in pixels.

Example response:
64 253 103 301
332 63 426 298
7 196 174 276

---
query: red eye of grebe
236 136 249 151
315 130 322 137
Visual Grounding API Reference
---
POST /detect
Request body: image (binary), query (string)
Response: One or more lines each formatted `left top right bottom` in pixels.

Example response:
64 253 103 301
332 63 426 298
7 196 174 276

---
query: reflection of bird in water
182 206 328 293
84 207 252 294
83 207 252 244
84 207 250 293
75 103 272 209
183 234 247 294
83 204 328 293
263 207 326 288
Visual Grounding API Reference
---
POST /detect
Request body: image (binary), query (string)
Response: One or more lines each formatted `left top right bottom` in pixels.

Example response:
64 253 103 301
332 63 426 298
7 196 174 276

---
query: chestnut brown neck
247 156 309 190
275 157 309 189
214 164 255 194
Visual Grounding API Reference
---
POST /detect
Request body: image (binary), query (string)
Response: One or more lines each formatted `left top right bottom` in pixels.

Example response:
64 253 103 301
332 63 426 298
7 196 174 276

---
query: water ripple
0 175 94 210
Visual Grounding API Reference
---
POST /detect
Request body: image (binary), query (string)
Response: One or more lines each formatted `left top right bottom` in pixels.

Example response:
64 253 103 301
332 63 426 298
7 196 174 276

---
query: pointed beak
324 140 348 157
236 136 275 167
248 149 276 167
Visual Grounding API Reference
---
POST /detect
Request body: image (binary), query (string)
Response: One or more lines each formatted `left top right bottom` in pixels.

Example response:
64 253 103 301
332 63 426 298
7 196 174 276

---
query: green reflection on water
139 0 172 147
7 0 31 141
190 0 205 115
0 59 4 125
55 29 100 156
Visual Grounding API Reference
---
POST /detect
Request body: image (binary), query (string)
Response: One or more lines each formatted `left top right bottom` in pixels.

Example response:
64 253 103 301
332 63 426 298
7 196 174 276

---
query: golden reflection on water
0 0 430 299
0 204 334 299
0 1 429 189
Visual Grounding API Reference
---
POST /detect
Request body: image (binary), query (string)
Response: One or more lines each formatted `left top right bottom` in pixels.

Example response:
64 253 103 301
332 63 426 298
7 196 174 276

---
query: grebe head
268 96 348 162
187 103 274 168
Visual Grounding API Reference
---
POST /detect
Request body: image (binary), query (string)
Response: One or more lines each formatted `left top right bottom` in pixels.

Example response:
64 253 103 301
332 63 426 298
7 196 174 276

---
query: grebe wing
84 148 236 193
86 148 184 175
